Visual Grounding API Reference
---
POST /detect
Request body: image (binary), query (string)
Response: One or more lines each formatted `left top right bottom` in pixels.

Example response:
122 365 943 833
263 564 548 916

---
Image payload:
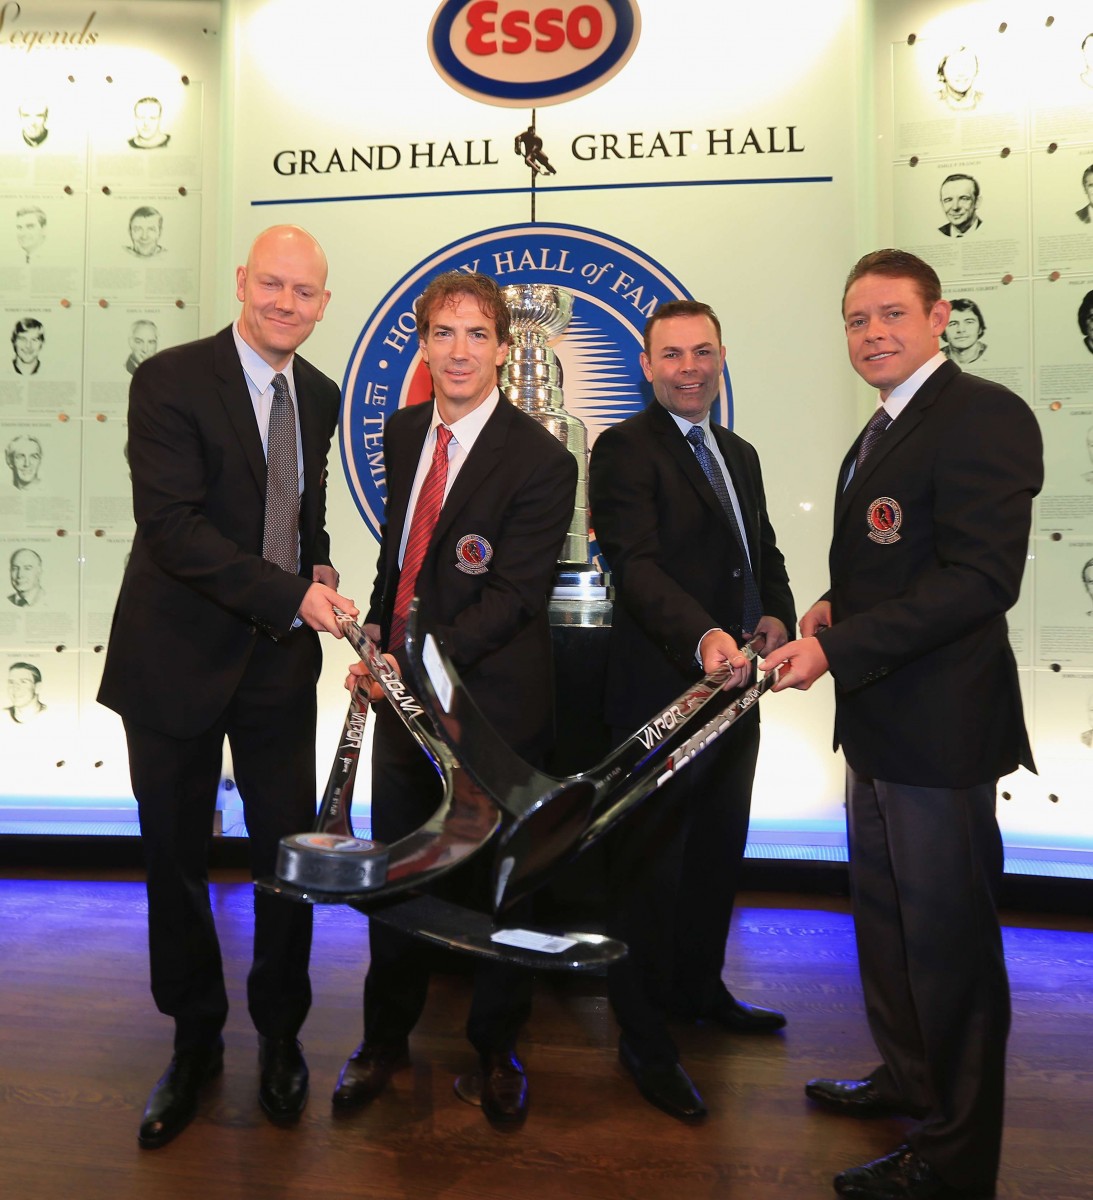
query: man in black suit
588 300 795 1122
98 225 358 1149
333 271 576 1128
767 249 1042 1200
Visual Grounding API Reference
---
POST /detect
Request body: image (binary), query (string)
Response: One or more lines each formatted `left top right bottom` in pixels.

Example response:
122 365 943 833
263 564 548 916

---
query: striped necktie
686 424 762 634
390 425 453 654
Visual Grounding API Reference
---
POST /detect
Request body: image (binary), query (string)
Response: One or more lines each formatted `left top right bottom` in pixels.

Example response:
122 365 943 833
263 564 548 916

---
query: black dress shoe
138 1037 224 1149
332 1042 408 1110
455 1051 529 1127
703 994 787 1033
834 1144 989 1199
618 1038 706 1123
258 1036 308 1123
805 1077 903 1118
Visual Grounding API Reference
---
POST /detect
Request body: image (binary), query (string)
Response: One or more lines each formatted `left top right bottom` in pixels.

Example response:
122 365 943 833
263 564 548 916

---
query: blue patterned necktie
262 373 299 573
686 424 763 634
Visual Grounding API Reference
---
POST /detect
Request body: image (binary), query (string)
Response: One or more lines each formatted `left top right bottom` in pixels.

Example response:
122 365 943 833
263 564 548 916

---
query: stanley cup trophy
499 282 611 627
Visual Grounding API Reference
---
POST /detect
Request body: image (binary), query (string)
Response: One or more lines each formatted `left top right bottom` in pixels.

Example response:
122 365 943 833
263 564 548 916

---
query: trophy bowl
501 283 574 343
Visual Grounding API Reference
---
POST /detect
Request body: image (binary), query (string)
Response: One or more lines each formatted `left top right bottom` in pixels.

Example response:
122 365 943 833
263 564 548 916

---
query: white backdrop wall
1 0 1089 869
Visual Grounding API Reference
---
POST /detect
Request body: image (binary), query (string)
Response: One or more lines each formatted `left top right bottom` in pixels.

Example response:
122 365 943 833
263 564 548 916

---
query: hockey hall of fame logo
341 222 734 539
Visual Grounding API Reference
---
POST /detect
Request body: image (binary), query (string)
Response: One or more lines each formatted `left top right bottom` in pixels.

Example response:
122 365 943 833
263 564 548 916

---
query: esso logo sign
428 0 641 108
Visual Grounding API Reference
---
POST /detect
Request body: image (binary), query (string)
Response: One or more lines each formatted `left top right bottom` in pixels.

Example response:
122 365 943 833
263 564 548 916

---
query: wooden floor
0 873 1090 1200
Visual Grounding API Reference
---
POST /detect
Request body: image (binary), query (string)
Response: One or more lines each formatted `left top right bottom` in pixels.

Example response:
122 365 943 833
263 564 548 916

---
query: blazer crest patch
455 534 493 574
867 497 902 544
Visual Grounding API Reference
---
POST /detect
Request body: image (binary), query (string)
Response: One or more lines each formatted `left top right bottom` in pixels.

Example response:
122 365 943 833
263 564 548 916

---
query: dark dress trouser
125 628 318 1052
846 767 1009 1192
607 713 760 1065
362 699 533 1054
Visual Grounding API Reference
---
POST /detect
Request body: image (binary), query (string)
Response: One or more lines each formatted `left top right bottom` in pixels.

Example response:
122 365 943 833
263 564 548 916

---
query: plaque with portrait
90 78 204 192
0 417 80 533
939 278 1030 398
0 647 80 792
1031 145 1093 276
81 417 133 536
891 37 1026 161
80 532 130 651
0 302 82 419
0 533 78 649
0 70 89 190
0 190 87 303
1032 275 1093 406
77 647 136 804
892 154 1029 282
82 302 200 419
1027 17 1093 149
1037 407 1093 536
1028 669 1093 808
1034 537 1093 668
86 190 200 303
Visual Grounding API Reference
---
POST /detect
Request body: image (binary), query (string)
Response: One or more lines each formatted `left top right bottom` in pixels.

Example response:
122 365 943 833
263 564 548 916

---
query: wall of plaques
0 2 219 827
878 3 1092 862
0 0 1087 871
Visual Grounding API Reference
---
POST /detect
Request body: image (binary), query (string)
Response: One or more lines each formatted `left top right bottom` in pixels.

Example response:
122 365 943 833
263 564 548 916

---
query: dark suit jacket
1077 205 1091 225
589 400 795 729
368 397 577 759
98 325 340 739
817 360 1042 788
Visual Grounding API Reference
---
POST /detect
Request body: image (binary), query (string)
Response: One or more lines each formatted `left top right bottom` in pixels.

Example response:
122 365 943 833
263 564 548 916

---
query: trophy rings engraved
499 283 611 623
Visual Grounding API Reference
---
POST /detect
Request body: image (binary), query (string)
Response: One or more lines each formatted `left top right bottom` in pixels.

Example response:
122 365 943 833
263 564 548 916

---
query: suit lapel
213 327 265 492
431 399 512 546
648 402 734 532
835 360 958 524
710 423 757 555
295 356 334 545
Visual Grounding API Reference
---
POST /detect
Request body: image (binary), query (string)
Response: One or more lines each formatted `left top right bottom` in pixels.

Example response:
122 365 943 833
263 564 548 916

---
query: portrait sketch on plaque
87 190 200 303
91 79 203 191
1033 276 1093 406
0 417 80 532
83 302 199 418
1037 408 1093 537
0 192 87 303
893 155 1029 281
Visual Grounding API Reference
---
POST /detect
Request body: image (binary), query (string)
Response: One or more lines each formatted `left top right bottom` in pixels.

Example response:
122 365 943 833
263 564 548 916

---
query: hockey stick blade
406 612 780 913
263 612 502 901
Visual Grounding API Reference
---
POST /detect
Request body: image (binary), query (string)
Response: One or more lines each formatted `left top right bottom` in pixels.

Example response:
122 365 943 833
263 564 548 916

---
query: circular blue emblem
341 221 733 539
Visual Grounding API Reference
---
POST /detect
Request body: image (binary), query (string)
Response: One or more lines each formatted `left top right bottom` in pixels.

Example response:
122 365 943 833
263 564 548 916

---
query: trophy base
550 563 612 627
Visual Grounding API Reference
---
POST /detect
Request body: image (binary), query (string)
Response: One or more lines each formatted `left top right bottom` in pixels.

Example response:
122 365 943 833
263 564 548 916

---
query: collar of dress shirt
432 387 500 453
667 409 716 442
232 320 296 400
882 350 947 421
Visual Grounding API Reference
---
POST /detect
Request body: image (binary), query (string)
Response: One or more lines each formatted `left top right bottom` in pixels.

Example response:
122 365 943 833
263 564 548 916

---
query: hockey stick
272 616 501 898
405 612 782 914
261 610 626 970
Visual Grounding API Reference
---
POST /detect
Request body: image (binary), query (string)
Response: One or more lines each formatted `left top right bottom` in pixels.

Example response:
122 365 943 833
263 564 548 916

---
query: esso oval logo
428 0 641 108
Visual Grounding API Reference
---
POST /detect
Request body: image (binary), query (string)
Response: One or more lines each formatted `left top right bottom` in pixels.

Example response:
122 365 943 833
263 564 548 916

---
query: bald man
99 226 358 1149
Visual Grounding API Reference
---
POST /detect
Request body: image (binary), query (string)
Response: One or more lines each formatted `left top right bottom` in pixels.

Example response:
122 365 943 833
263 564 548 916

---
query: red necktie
389 425 453 653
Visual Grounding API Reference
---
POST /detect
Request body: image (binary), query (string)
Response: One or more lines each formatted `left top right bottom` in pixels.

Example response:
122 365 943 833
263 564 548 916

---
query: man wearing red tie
334 271 576 1128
